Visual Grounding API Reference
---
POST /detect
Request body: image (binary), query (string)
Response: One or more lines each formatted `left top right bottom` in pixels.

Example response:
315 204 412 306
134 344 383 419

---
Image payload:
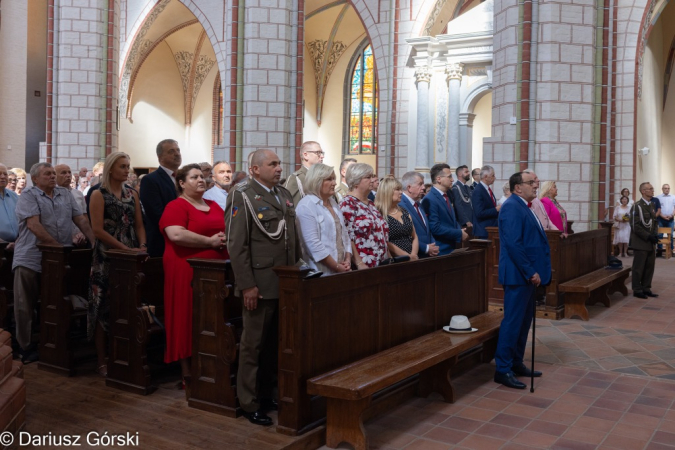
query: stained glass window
346 44 378 155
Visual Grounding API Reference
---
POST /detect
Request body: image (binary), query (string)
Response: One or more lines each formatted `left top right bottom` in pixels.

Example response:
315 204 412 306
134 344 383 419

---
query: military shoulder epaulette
235 181 250 192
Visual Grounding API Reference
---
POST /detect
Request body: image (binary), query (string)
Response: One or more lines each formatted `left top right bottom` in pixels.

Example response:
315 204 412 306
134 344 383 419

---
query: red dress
160 198 229 363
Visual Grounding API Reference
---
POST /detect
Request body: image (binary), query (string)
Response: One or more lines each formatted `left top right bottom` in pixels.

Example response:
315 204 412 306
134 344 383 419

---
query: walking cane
530 291 536 393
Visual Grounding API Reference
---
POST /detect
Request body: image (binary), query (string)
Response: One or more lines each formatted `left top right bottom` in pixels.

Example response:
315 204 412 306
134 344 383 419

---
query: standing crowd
0 139 663 426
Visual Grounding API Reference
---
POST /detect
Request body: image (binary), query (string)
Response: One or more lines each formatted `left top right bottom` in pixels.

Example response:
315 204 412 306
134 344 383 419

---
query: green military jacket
225 180 300 299
629 198 658 251
284 165 308 206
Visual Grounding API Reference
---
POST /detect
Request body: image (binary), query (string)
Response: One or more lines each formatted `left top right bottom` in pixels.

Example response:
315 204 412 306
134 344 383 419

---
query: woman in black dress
375 175 419 260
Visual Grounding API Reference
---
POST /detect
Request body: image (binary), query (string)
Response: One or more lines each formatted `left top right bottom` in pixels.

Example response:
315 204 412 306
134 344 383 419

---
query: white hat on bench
443 315 478 334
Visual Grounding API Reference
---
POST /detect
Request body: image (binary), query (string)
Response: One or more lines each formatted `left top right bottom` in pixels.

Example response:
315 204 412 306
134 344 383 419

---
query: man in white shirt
656 183 675 255
203 161 232 211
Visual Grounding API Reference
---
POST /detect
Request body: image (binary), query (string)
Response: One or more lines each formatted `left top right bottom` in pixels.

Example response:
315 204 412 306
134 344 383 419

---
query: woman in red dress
160 164 228 385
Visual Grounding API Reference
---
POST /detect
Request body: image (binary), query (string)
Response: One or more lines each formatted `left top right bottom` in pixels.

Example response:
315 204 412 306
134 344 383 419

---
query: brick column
46 0 118 169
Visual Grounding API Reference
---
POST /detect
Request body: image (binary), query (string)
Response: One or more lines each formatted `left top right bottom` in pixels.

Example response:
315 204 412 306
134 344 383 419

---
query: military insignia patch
254 195 262 200
286 200 293 208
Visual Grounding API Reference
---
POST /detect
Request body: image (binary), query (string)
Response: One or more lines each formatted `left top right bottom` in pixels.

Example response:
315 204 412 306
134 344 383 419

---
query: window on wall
344 43 378 155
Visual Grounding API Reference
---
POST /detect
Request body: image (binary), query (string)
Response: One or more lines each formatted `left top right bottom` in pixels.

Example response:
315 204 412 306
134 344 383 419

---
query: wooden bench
106 251 164 395
37 244 93 376
658 227 672 259
307 311 502 450
559 266 631 321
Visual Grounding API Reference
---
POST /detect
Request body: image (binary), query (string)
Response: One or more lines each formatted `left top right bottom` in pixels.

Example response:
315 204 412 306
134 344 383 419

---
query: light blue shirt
203 186 228 211
0 188 19 242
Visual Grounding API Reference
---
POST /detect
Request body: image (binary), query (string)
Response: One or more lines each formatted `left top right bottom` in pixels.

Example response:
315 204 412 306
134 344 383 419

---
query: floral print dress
340 195 389 267
88 186 138 339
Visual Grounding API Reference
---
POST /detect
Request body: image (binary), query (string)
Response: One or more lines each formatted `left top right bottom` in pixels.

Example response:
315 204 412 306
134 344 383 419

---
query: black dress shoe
19 348 39 365
260 398 278 412
242 409 273 426
512 364 542 377
494 371 526 389
645 291 659 298
633 292 648 299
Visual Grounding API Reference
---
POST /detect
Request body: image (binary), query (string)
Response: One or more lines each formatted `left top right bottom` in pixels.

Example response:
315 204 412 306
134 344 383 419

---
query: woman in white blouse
295 163 352 275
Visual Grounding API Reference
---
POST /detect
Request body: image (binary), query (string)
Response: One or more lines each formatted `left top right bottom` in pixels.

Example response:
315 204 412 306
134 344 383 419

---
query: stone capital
445 62 464 82
414 66 432 85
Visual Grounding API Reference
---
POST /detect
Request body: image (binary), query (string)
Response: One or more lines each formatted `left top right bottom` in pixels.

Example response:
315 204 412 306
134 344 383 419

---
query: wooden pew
471 222 618 320
37 244 93 376
308 311 502 450
187 258 242 417
105 251 164 395
0 242 14 330
559 267 631 320
274 249 488 436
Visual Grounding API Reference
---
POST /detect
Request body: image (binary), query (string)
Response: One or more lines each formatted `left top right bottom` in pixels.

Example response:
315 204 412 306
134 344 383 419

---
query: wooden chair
658 227 672 259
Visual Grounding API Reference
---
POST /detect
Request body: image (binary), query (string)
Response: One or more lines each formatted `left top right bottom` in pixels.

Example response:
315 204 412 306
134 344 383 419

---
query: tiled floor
325 256 675 449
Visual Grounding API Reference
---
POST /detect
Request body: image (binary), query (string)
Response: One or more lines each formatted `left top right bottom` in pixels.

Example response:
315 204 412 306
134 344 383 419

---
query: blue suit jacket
420 188 462 256
451 181 474 227
471 183 499 238
140 167 177 257
498 195 552 286
399 198 433 258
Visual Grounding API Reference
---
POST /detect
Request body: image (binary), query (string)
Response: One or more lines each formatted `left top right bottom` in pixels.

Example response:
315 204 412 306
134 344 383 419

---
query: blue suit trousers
494 284 536 374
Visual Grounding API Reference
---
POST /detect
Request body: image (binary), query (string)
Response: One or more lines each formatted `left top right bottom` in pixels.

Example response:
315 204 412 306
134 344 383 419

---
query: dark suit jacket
471 183 499 238
140 167 177 257
451 181 473 227
498 195 551 286
399 197 433 258
420 188 462 256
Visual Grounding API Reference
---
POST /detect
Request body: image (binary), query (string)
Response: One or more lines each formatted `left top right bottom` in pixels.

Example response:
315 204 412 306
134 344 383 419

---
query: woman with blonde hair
11 168 27 195
88 152 146 376
539 180 567 234
295 163 352 275
375 175 419 261
339 163 389 269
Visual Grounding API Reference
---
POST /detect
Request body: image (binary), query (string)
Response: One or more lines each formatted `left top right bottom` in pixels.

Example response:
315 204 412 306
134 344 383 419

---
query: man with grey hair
0 164 19 249
55 164 88 246
471 165 500 238
522 169 558 231
203 161 233 210
399 171 439 258
630 182 659 298
140 139 181 257
285 141 325 205
334 158 357 202
13 162 95 364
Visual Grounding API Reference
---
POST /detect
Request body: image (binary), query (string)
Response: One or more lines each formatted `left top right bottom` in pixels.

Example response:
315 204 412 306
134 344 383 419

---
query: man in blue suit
494 171 552 389
471 165 500 238
400 171 439 258
140 139 182 257
421 164 468 255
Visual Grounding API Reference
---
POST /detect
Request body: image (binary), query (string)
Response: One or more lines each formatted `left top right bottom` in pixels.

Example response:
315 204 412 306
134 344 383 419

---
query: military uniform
284 165 308 206
334 182 349 203
629 198 658 295
225 179 300 414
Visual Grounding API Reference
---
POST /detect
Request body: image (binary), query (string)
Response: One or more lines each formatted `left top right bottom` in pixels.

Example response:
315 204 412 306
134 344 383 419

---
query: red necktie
443 193 452 212
488 187 496 206
171 172 176 177
414 202 427 229
528 202 532 208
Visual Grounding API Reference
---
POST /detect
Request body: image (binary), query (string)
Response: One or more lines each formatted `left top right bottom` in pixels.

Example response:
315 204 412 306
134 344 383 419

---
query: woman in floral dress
88 152 146 376
339 163 389 269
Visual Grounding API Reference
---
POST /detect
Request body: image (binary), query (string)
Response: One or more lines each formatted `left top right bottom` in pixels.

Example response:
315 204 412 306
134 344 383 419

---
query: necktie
528 201 533 208
171 172 176 178
443 193 452 212
414 202 426 229
488 187 496 206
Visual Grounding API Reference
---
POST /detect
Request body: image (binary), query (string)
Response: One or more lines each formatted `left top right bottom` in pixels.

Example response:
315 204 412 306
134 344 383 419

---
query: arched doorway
118 0 221 171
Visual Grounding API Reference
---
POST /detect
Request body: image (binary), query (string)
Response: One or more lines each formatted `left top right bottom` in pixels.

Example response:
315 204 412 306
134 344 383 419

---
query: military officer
225 148 300 427
630 182 659 299
284 141 324 205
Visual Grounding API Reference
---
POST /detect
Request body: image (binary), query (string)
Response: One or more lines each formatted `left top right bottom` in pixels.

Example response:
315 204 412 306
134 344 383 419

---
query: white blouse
295 194 351 275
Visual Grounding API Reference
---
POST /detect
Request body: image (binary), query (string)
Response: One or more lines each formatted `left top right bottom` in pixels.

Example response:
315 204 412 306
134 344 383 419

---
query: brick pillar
47 0 118 169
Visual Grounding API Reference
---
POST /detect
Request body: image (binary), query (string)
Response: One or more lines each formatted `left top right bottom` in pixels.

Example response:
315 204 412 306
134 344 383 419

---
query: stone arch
462 78 492 114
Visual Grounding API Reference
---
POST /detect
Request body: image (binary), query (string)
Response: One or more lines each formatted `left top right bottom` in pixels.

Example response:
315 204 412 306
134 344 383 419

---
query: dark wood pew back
474 224 612 319
273 249 488 436
37 244 93 376
0 243 14 330
106 251 164 395
187 258 241 417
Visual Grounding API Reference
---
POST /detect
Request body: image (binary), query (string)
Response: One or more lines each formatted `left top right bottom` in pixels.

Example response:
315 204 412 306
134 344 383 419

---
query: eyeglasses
306 151 325 156
520 180 539 186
